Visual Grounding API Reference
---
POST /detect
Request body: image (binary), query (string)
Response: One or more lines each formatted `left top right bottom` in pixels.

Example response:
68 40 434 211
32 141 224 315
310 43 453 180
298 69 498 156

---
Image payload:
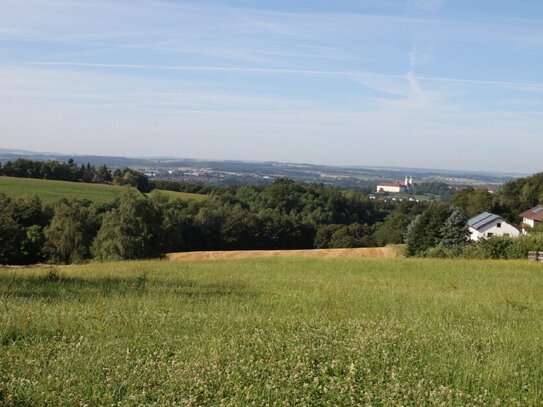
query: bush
459 243 489 259
477 237 515 260
422 235 543 260
505 234 543 259
422 245 464 258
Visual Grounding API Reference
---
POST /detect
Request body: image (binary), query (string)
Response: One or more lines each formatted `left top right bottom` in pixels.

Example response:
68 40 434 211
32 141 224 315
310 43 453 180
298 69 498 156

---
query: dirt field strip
166 246 404 261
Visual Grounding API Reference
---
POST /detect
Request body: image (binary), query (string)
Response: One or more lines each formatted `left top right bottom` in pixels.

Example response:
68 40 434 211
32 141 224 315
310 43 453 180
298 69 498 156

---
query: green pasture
1 257 542 405
0 176 207 203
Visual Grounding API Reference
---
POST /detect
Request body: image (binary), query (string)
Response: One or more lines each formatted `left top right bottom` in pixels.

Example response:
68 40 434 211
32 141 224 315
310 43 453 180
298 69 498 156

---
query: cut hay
166 246 404 261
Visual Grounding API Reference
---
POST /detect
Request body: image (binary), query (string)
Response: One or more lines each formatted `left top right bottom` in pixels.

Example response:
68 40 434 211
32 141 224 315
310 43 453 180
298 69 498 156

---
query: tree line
4 159 542 264
0 178 427 265
0 158 212 194
448 173 543 223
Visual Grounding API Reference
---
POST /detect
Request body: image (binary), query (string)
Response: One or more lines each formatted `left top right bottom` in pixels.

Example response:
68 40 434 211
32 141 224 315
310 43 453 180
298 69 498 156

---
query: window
487 233 494 237
496 222 501 228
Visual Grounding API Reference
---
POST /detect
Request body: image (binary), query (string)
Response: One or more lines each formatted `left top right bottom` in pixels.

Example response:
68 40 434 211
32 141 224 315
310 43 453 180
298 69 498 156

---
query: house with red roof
520 205 543 230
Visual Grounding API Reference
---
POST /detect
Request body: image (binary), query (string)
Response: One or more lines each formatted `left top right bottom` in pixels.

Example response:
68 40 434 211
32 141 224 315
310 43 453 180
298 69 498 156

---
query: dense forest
2 158 543 264
0 176 425 265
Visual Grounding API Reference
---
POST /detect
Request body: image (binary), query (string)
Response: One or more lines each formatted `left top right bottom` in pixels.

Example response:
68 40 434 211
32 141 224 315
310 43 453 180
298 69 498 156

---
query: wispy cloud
1 0 543 171
18 61 543 93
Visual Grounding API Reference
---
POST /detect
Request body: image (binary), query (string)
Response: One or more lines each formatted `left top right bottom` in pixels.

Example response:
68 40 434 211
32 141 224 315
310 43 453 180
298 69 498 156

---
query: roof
520 205 543 222
468 212 504 230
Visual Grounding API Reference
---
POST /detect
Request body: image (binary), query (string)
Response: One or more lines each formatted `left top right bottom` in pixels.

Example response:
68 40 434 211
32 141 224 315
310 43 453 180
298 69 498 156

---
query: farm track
167 246 403 261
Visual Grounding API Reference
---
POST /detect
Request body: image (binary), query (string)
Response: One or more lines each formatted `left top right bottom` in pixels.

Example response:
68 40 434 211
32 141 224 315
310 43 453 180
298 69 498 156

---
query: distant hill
0 176 207 204
0 149 155 168
0 147 523 188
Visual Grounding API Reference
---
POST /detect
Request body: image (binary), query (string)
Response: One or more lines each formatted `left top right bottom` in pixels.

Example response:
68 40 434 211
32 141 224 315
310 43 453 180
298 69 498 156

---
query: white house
468 212 520 241
520 205 543 229
376 176 413 193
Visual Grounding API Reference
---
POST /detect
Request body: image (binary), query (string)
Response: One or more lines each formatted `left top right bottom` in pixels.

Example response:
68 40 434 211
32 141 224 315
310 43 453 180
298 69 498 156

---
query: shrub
505 234 543 259
423 235 543 260
459 243 489 259
422 245 461 258
477 237 515 260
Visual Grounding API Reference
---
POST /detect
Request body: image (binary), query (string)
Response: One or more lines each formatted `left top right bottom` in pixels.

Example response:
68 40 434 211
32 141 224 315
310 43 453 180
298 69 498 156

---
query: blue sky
1 0 543 172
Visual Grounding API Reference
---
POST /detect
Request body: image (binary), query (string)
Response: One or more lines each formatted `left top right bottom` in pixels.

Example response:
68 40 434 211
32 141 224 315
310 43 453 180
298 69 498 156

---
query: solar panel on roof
469 212 491 224
468 212 501 230
534 207 543 213
468 212 491 224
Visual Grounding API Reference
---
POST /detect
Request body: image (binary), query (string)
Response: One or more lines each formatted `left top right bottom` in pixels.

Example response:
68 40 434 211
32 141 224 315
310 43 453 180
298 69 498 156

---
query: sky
1 0 543 173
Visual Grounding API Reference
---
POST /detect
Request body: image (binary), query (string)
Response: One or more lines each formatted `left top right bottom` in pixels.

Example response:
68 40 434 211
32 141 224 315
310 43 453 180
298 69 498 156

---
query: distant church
376 176 414 193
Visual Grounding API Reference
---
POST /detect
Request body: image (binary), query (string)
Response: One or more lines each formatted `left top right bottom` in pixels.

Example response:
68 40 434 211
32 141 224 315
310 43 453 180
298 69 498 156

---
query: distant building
520 205 543 229
468 212 520 241
376 182 406 193
376 176 413 193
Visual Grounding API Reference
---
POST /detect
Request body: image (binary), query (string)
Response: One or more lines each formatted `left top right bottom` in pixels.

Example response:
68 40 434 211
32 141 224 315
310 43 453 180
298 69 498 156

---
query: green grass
0 176 207 203
1 258 542 406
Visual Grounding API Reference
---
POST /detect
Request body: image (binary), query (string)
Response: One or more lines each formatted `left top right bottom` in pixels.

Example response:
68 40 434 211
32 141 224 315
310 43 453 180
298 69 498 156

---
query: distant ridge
0 147 526 178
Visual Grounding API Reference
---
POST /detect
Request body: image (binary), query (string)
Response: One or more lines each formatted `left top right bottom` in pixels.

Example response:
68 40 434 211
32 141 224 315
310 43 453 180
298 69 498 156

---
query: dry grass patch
167 245 404 261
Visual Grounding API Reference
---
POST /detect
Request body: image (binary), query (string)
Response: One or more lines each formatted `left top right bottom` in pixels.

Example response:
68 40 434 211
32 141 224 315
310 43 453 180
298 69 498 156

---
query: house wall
523 218 535 228
469 219 520 241
469 227 483 241
376 185 403 193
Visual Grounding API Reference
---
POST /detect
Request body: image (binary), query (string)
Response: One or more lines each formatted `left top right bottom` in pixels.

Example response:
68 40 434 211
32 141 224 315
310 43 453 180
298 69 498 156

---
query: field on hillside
1 258 542 405
167 246 404 261
0 176 207 203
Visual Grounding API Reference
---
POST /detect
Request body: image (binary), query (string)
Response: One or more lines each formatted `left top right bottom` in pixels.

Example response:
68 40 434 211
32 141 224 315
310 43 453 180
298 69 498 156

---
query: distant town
0 148 521 202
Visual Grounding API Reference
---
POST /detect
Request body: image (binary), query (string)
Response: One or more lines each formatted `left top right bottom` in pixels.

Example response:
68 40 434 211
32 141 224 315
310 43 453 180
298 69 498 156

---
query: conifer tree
439 208 470 247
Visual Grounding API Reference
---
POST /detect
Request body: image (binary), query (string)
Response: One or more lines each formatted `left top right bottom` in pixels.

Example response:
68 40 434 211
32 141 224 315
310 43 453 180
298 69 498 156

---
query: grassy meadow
1 257 542 405
0 176 207 203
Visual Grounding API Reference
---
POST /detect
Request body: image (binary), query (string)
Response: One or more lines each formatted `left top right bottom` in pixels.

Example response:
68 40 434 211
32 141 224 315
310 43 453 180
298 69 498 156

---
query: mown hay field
167 246 404 261
1 258 543 406
0 176 207 203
